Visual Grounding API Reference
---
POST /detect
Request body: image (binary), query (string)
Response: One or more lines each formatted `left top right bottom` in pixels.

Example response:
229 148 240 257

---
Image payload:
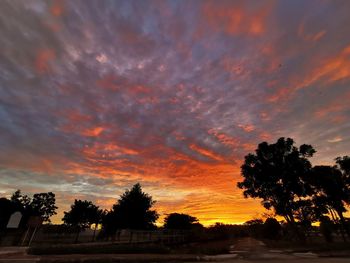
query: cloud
0 0 350 225
200 0 275 36
327 137 342 143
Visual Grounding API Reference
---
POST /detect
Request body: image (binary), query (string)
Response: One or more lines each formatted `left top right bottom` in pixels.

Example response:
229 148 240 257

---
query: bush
262 218 281 240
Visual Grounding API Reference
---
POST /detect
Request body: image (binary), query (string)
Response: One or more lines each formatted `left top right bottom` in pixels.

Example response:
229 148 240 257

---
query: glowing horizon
1 0 350 226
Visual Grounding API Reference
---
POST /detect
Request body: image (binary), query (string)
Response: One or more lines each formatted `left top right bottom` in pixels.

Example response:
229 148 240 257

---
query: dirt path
229 237 315 260
232 237 268 253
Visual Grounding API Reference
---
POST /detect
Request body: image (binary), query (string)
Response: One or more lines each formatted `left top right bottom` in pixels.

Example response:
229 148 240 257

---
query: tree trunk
92 223 97 242
336 210 349 241
329 209 337 222
74 229 80 243
288 212 305 242
329 209 345 241
284 216 290 223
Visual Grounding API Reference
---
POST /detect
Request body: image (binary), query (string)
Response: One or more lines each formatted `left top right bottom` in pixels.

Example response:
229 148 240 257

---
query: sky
0 0 350 226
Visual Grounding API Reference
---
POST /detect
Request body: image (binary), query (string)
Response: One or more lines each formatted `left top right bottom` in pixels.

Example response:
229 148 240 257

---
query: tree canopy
238 137 350 240
113 183 158 229
62 199 102 242
102 183 158 233
237 137 315 224
62 199 100 229
163 213 198 229
31 192 58 222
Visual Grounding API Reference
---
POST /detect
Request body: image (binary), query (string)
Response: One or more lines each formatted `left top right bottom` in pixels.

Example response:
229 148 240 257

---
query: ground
1 237 350 262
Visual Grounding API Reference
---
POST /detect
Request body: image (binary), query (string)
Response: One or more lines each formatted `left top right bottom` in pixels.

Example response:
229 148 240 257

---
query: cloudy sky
0 0 350 225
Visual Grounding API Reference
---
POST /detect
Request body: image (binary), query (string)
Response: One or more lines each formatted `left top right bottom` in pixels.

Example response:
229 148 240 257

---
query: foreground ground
1 237 350 262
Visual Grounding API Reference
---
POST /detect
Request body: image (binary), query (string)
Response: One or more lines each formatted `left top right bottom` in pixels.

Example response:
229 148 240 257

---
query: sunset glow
1 0 350 226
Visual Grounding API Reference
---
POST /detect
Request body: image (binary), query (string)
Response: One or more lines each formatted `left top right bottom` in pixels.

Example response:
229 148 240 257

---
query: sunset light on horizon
1 0 350 226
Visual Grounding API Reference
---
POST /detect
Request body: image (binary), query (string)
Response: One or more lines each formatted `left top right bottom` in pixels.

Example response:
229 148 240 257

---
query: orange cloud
267 87 290 102
55 109 95 135
189 144 223 161
238 124 255 132
83 142 139 157
81 127 104 137
301 44 350 87
267 44 350 103
242 143 256 152
208 129 240 148
259 132 272 141
50 0 64 17
35 48 56 74
200 1 274 36
97 75 154 100
96 75 119 90
260 111 270 121
314 91 350 120
298 22 326 42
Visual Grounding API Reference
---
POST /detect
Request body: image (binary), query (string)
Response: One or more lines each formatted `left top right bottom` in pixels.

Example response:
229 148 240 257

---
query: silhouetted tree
107 183 158 231
31 192 57 222
163 213 198 229
310 165 349 238
62 199 100 243
244 219 264 226
237 137 315 239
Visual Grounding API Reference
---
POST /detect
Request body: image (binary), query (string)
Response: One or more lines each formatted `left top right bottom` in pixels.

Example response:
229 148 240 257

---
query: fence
0 227 188 246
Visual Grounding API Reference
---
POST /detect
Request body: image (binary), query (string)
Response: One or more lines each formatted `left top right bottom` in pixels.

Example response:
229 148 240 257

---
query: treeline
62 183 206 242
238 137 350 241
0 184 203 242
1 137 349 243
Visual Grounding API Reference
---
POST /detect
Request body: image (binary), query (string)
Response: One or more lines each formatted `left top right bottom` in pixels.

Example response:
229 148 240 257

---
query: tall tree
31 192 58 222
237 137 315 238
62 199 100 242
310 165 350 238
109 183 158 230
163 213 198 230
